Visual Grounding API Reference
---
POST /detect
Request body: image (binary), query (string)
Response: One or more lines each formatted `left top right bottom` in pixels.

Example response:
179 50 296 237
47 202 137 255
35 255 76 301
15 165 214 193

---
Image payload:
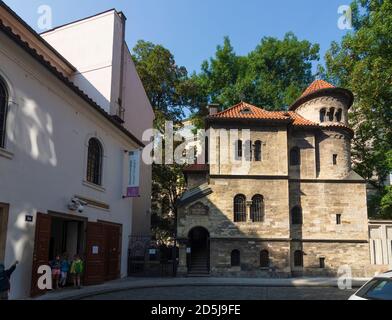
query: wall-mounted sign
126 150 140 197
149 249 157 255
25 215 33 222
92 246 99 255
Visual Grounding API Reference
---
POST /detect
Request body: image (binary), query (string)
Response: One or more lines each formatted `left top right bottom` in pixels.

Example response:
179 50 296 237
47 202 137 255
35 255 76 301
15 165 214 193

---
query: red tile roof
207 102 318 127
285 111 318 127
209 102 289 121
290 79 353 111
299 80 335 99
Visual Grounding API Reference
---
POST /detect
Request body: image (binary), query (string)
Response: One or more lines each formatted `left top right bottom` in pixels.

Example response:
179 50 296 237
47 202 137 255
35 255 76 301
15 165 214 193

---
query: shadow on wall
178 197 295 277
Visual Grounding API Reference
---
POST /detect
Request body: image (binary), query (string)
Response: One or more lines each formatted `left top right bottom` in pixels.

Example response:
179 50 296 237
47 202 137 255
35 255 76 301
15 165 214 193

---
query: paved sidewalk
32 276 369 300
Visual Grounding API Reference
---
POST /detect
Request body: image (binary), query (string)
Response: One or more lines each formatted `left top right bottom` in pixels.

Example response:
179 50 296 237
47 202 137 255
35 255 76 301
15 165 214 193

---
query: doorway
188 227 210 275
0 203 9 263
31 213 122 296
49 215 86 262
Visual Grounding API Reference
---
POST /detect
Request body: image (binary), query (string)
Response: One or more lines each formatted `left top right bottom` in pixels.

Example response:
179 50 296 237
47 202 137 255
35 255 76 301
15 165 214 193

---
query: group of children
50 254 84 290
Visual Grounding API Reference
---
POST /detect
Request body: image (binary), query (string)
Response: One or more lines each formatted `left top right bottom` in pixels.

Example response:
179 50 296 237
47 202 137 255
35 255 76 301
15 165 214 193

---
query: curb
35 278 369 300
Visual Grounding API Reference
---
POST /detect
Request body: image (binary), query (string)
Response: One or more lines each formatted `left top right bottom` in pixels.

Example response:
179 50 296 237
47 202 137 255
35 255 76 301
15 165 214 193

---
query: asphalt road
83 285 356 300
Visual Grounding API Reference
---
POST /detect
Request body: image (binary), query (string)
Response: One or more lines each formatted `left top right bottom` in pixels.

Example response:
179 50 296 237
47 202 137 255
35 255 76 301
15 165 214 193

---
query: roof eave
289 87 354 111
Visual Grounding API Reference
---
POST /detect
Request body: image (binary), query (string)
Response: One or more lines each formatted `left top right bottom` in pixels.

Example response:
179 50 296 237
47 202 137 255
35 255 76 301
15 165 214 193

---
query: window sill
0 147 13 160
82 180 106 193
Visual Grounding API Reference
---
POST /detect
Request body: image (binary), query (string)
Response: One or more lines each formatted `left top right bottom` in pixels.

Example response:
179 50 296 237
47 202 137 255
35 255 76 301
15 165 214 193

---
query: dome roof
290 80 354 111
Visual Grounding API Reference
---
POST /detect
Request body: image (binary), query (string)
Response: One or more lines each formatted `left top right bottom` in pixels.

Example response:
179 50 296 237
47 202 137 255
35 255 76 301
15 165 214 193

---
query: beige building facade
178 80 386 277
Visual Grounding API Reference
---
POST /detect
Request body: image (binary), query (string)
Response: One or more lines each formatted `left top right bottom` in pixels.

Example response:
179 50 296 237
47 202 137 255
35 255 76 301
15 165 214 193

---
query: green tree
132 41 189 241
132 40 191 128
194 33 319 111
324 0 392 218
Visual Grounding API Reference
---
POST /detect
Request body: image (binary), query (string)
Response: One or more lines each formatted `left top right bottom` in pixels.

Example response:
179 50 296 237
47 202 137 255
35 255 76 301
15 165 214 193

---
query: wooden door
31 213 51 297
104 224 122 281
84 222 105 285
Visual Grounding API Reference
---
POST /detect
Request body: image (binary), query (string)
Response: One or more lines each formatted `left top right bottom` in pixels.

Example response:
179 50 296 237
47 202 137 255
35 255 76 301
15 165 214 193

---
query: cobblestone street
83 286 356 300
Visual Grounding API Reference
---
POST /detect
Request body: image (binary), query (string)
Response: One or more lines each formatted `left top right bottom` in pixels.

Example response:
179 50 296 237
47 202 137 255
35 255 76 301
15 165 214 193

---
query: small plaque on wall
189 202 209 215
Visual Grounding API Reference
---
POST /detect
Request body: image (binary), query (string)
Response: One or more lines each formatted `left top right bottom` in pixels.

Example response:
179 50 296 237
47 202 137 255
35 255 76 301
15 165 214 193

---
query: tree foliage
324 0 392 218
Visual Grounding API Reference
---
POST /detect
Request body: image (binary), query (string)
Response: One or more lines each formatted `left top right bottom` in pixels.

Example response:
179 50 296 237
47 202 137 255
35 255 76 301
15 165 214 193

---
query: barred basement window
234 194 246 222
231 249 240 267
260 250 269 268
294 250 303 267
0 79 8 148
251 195 264 222
86 138 103 185
291 206 303 225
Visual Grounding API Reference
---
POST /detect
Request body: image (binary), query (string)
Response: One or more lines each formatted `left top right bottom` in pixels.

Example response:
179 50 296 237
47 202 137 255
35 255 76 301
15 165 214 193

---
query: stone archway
188 226 210 275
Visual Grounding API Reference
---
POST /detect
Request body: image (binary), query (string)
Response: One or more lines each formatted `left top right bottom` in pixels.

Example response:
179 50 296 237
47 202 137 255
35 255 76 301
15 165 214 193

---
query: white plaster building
0 3 154 298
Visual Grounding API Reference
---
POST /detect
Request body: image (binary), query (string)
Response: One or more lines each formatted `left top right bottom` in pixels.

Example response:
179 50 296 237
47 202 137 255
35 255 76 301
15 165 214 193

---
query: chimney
208 103 220 116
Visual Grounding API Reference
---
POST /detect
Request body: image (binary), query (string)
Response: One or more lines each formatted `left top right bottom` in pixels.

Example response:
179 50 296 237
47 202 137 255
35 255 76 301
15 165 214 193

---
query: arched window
254 140 262 161
328 107 335 121
290 147 300 166
251 195 264 222
291 206 303 225
320 108 326 123
86 138 103 185
294 250 304 267
0 80 8 148
234 194 246 222
335 109 342 122
235 140 242 160
260 250 269 268
231 249 240 267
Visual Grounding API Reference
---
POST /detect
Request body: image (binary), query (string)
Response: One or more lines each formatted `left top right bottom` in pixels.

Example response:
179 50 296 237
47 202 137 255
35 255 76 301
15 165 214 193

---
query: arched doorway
188 227 210 275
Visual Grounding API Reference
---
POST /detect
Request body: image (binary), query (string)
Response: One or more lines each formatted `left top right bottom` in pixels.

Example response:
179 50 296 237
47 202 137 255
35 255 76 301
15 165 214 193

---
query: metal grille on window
86 138 103 185
251 195 264 222
234 195 246 222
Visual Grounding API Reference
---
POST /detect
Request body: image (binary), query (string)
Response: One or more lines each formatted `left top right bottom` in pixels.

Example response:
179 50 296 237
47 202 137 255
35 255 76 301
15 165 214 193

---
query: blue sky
4 0 351 74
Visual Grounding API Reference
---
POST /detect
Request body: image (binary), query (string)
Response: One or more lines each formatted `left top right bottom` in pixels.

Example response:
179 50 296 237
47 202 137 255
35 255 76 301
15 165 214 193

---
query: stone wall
209 125 288 176
210 239 290 277
178 177 290 239
297 241 371 277
289 181 368 241
316 130 352 179
288 129 317 179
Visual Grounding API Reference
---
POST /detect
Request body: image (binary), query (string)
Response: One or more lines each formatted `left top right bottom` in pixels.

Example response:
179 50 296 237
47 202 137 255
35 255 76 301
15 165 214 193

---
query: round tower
290 80 354 179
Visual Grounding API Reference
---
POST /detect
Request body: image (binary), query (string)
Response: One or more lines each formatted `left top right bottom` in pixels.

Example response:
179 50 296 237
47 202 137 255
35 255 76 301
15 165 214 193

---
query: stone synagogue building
177 80 382 277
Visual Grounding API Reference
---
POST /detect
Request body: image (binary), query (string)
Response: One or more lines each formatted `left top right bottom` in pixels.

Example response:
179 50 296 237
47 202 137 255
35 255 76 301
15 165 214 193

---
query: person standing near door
0 261 18 300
